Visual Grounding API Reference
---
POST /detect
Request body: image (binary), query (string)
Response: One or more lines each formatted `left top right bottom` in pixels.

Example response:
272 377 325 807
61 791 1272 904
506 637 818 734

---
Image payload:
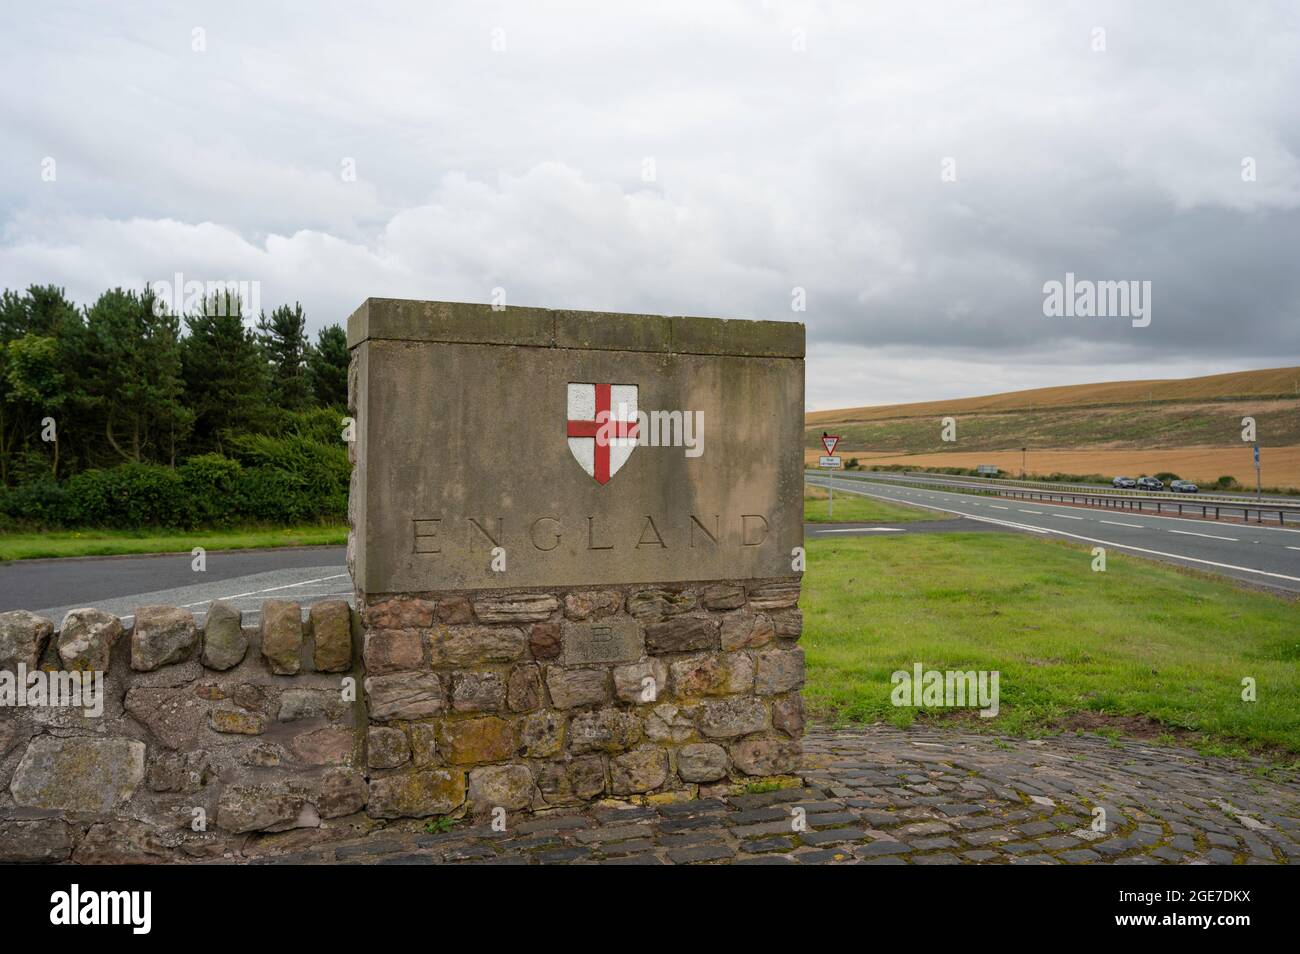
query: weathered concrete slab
348 299 804 595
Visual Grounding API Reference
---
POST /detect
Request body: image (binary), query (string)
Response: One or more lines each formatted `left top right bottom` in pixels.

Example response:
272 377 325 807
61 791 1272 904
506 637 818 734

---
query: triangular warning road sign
821 433 840 456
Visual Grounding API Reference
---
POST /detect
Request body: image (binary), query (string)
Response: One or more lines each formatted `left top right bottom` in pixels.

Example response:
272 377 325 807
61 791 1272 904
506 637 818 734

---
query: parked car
1112 476 1136 488
1136 476 1164 491
1170 480 1199 494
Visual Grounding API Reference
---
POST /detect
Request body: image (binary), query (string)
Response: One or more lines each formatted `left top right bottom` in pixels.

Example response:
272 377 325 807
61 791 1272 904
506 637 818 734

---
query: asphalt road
9 481 1297 623
820 469 1300 512
806 474 1300 593
0 546 350 623
0 515 1009 623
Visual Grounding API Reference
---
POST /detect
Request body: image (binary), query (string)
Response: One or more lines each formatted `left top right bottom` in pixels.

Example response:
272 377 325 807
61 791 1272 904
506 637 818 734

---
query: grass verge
803 533 1300 764
0 525 348 561
803 484 942 523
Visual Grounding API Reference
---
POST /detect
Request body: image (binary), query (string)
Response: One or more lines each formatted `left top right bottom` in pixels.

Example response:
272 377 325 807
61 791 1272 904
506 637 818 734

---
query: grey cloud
0 0 1296 409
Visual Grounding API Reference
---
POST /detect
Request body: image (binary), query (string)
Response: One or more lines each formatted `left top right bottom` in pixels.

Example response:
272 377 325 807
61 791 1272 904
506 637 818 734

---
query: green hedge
0 450 348 529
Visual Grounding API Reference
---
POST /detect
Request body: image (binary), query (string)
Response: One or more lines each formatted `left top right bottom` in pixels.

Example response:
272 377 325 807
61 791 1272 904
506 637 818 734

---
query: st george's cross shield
566 383 640 484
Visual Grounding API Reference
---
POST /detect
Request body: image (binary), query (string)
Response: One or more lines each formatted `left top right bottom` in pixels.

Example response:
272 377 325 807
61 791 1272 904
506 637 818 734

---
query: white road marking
1018 509 1043 514
1100 520 1143 528
1053 514 1083 520
805 478 1300 586
815 527 905 534
1168 529 1238 541
990 505 1009 510
180 573 350 609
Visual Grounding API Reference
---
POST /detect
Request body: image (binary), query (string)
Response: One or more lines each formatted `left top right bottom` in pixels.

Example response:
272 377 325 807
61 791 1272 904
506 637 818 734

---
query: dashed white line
1168 529 1238 542
1018 509 1043 514
1100 520 1144 528
1053 514 1083 520
990 505 1009 510
815 527 905 534
179 573 350 609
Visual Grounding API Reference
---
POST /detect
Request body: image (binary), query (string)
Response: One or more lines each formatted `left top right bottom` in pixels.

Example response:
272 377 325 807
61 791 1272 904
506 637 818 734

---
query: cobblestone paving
242 725 1300 865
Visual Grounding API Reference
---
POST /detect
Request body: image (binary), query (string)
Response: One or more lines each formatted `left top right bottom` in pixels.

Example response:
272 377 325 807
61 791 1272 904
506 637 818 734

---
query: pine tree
258 303 311 410
181 291 269 454
82 287 191 465
307 324 349 408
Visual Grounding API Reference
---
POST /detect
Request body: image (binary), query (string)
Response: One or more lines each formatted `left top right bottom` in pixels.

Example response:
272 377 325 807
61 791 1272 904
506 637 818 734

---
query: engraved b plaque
561 619 644 665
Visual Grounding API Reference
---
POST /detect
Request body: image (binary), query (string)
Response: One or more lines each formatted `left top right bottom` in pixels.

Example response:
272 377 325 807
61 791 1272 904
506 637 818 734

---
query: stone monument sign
348 298 805 816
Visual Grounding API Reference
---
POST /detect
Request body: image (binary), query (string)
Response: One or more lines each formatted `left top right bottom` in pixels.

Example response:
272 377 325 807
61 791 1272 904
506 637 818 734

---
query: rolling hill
806 366 1300 489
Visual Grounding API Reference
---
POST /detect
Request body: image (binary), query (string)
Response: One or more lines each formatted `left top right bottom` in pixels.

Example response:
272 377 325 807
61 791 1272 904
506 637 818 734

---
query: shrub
0 478 75 527
178 454 244 526
65 464 187 528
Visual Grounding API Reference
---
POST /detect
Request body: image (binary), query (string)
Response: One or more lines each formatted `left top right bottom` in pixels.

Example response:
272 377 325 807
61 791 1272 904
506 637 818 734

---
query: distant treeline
0 284 350 529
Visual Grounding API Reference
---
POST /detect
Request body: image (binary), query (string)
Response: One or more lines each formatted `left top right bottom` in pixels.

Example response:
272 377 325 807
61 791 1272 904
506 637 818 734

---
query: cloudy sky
1 1 1298 409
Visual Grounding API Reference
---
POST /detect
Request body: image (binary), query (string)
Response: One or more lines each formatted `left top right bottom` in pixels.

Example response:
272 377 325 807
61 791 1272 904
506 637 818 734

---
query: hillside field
806 366 1300 488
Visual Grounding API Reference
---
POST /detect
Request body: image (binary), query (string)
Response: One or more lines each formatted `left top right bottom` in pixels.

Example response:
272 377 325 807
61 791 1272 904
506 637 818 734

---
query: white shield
566 383 639 485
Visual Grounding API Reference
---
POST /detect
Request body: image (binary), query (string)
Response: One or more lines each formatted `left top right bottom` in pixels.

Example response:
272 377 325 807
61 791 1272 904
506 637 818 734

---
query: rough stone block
201 601 246 670
367 725 411 769
367 769 466 819
436 715 515 764
747 581 801 610
260 600 303 674
0 610 53 672
468 763 535 812
644 615 718 654
506 663 543 711
670 652 754 697
0 819 72 863
569 708 641 754
677 742 730 782
451 670 506 712
131 604 198 671
310 599 353 672
729 737 800 776
473 593 559 623
697 697 768 738
217 785 315 833
562 590 623 621
754 647 805 695
208 708 267 735
431 625 527 666
10 736 146 812
57 608 122 672
610 746 669 794
364 597 435 629
365 671 445 721
363 629 424 673
545 665 610 709
612 659 668 704
720 612 775 651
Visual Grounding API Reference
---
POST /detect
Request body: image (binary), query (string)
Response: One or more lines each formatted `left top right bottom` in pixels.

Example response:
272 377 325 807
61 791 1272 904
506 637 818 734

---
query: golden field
805 366 1300 489
808 365 1300 426
804 445 1300 488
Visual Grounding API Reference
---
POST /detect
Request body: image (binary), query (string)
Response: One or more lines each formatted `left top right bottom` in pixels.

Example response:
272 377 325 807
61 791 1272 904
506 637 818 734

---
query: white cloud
1 0 1298 410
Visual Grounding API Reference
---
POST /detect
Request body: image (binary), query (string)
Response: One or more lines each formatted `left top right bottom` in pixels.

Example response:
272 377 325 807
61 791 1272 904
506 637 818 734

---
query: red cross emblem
566 383 640 484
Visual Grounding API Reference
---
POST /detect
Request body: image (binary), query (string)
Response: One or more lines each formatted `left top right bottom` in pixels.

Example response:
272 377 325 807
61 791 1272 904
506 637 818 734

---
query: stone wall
0 600 365 863
359 580 805 817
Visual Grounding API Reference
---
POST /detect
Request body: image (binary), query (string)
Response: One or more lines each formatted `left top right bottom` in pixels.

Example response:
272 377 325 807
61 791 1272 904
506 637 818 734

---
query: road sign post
1254 444 1261 501
819 434 842 517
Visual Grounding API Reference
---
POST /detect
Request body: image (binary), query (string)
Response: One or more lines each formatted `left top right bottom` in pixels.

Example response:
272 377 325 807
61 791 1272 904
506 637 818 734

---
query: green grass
803 485 943 523
0 524 347 561
803 533 1300 760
